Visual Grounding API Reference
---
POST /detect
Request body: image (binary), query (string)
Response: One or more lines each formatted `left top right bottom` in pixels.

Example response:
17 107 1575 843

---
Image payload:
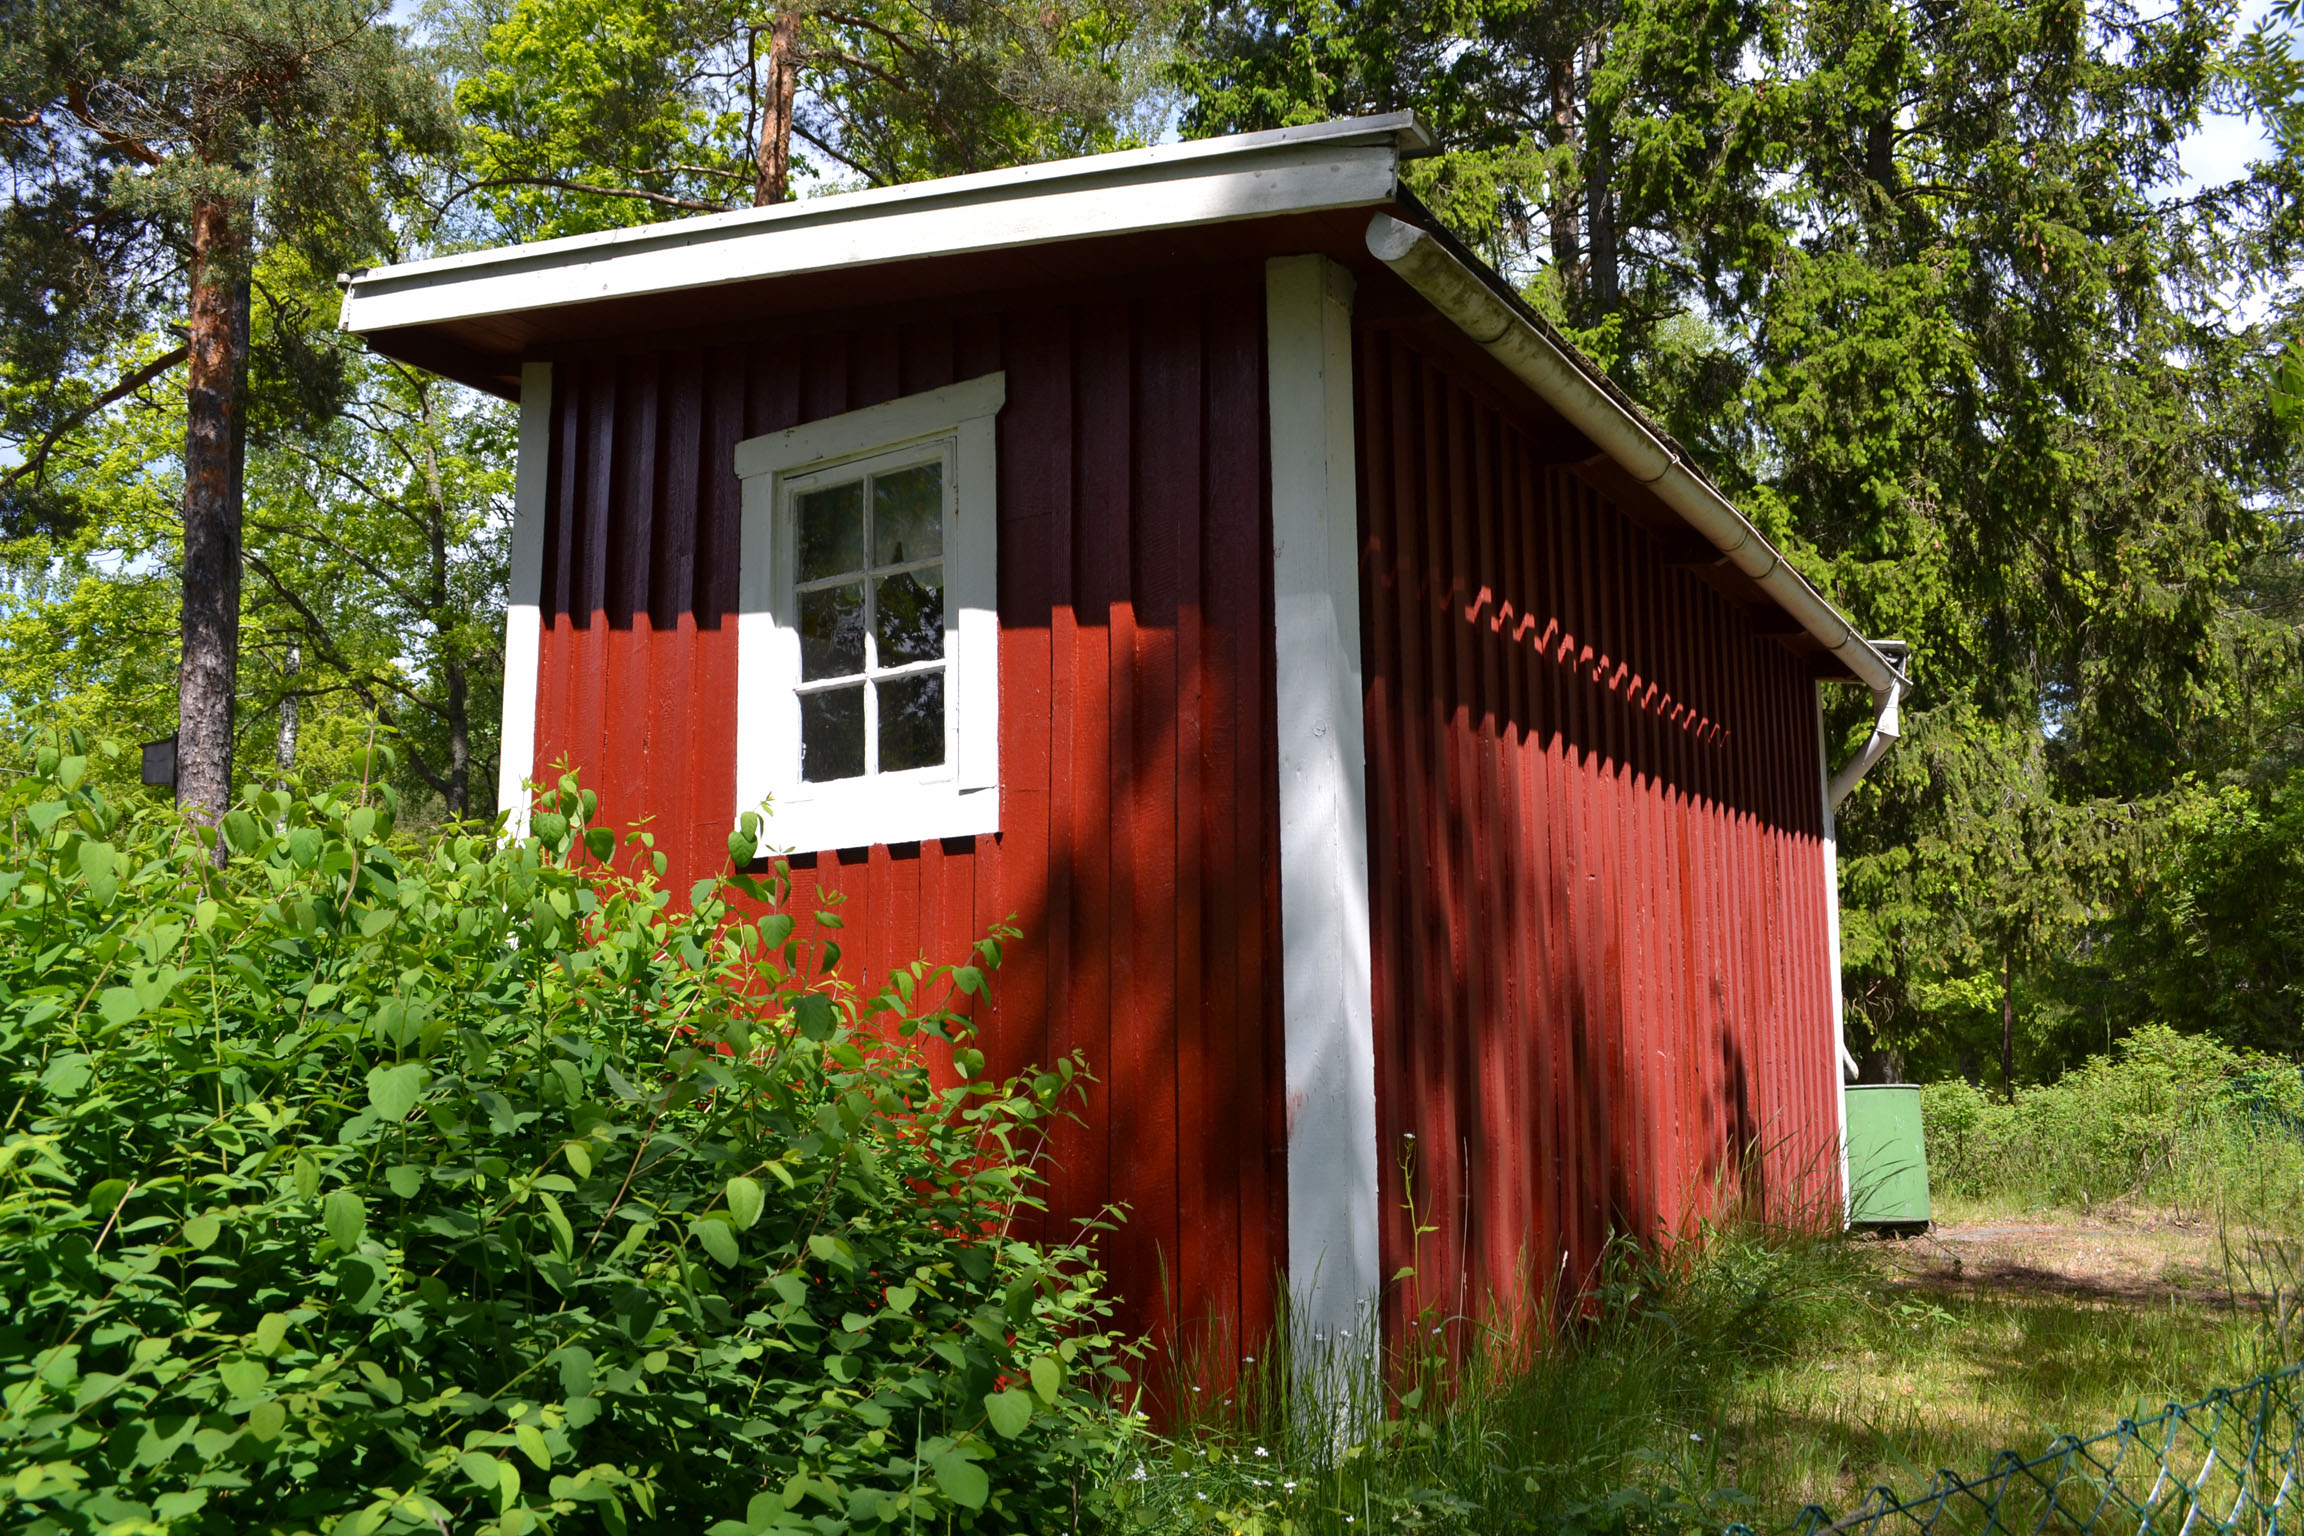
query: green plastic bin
1844 1084 1931 1229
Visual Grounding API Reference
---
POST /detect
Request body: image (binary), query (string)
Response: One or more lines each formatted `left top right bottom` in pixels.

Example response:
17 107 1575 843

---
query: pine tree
0 0 447 826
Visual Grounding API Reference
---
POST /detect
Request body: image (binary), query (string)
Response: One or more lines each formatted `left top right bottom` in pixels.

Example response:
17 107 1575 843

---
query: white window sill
754 780 1000 855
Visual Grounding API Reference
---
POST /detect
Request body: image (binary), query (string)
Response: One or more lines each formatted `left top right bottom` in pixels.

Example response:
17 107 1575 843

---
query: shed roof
339 115 1903 692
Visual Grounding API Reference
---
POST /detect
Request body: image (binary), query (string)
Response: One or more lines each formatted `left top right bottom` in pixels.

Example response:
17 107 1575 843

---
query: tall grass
1092 1032 2304 1533
1921 1025 2304 1218
1091 1214 2271 1534
1090 1221 1870 1535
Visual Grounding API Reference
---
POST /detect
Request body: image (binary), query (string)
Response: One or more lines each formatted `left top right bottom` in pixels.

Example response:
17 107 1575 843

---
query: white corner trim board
1266 254 1381 1361
732 373 1004 855
497 360 552 838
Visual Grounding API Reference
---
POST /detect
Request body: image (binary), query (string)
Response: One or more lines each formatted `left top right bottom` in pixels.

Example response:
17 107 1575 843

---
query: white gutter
1364 213 1911 700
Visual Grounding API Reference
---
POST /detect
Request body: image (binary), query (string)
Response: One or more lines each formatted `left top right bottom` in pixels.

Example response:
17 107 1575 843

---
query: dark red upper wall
1355 320 1839 1333
529 274 1286 1353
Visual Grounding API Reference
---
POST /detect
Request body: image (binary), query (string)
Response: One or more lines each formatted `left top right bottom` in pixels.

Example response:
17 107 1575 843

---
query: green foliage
0 319 515 822
2098 773 2304 1053
445 0 1174 241
1174 0 2304 1082
0 737 1132 1534
0 0 450 527
1920 1026 2304 1215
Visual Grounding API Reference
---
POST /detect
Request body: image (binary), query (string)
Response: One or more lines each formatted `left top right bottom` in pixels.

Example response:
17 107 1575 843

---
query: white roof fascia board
341 115 1428 337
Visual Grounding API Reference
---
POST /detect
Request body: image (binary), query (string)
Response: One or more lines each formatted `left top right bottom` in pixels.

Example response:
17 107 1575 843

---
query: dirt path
1868 1206 2242 1306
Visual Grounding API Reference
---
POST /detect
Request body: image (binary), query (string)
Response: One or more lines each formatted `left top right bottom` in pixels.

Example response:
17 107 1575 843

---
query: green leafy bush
0 738 1133 1535
1921 1025 2304 1213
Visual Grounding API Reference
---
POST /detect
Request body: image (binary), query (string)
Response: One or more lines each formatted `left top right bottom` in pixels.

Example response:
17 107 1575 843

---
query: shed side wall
1357 323 1838 1333
528 284 1285 1357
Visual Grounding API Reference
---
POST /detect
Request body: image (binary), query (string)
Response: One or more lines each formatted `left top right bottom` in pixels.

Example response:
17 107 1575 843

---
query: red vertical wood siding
529 283 1286 1356
1357 324 1838 1338
521 264 1843 1365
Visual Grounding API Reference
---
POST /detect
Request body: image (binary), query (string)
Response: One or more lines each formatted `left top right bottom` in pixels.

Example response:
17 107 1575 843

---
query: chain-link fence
1727 1361 2304 1536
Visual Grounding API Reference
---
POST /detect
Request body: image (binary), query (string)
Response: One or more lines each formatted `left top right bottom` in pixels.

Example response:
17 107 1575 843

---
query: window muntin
785 449 951 783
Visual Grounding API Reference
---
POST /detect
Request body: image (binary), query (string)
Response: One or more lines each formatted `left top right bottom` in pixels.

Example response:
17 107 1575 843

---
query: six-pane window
733 371 1001 852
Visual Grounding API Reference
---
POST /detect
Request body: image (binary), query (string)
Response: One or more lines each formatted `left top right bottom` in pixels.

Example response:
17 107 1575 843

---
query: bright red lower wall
1356 323 1840 1336
527 280 1286 1354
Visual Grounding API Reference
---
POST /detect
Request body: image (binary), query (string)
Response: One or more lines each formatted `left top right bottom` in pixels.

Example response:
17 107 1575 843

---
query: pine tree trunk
179 193 248 836
755 11 800 206
1548 55 1583 308
1586 135 1619 315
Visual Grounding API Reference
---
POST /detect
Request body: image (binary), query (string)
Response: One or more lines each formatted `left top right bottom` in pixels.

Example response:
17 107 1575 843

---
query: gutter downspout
1363 213 1912 700
1820 664 1907 1072
1817 659 1902 1221
1828 670 1904 812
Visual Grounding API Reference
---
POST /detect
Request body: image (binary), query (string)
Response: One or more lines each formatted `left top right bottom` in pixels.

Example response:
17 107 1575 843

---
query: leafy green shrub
0 738 1133 1535
1921 1025 2304 1213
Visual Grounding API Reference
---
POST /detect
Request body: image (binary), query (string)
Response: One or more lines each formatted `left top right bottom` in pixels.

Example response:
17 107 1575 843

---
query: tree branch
62 83 164 167
451 174 728 214
0 345 189 492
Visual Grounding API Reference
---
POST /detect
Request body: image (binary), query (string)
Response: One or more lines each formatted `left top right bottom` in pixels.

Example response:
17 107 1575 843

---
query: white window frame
734 373 1003 853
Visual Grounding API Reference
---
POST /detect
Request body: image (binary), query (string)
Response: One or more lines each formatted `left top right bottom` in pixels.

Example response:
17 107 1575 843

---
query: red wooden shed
341 115 1908 1363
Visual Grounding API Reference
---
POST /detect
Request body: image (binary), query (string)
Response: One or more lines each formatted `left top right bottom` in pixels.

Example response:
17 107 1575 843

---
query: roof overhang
341 115 1433 341
340 113 1903 691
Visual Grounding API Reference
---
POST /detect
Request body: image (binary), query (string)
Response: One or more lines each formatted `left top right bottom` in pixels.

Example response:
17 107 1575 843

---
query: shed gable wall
1356 323 1838 1335
527 280 1286 1352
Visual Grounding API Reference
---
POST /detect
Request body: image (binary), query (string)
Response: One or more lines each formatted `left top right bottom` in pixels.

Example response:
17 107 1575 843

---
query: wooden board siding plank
1205 284 1267 1352
1506 432 1559 1308
1126 295 1187 1349
1069 300 1127 1332
1467 399 1520 1310
689 345 747 887
1147 297 1221 1356
604 353 658 837
1396 341 1451 1324
647 351 702 883
534 364 582 809
983 308 1060 1102
567 361 616 793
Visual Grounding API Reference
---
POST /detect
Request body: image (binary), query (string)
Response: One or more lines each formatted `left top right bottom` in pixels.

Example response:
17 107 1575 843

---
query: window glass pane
878 671 944 772
873 463 942 565
799 581 865 680
800 686 865 783
874 565 944 668
798 481 863 580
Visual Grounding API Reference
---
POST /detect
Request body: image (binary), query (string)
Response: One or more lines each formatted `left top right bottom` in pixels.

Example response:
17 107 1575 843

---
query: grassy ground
1091 1202 2288 1535
1717 1202 2268 1520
